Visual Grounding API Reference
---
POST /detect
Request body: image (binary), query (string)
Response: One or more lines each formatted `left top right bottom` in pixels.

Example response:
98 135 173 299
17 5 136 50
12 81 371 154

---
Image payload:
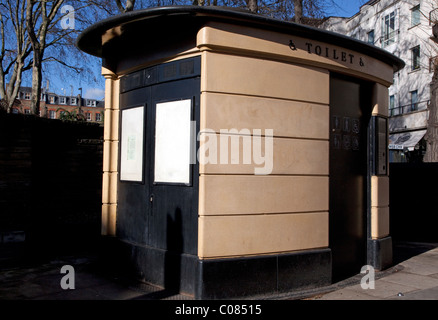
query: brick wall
0 112 103 253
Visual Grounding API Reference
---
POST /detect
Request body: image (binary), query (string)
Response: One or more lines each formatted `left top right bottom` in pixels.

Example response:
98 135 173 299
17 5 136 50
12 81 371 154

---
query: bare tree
294 0 303 23
246 0 258 13
115 0 136 13
425 67 438 162
0 0 33 113
422 2 438 162
425 23 438 162
26 0 68 115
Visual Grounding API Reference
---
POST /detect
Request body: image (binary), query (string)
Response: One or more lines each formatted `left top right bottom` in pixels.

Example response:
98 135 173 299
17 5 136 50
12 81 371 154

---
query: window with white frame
70 97 77 105
49 96 55 104
59 96 66 104
86 99 95 107
368 30 375 45
86 112 91 121
411 5 421 27
382 11 396 47
411 45 420 71
24 92 31 100
49 110 56 119
390 95 395 110
95 113 101 121
411 90 418 111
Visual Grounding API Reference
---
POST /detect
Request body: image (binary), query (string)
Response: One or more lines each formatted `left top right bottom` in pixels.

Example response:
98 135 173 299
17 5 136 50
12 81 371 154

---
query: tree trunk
294 0 303 24
424 74 438 162
246 0 258 13
30 49 42 115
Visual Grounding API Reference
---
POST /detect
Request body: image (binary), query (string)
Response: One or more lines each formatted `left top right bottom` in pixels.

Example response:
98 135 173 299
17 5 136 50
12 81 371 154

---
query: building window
383 11 396 47
411 5 421 27
24 92 31 100
49 110 56 119
412 45 420 71
368 30 375 45
86 112 91 121
12 108 19 114
59 96 66 104
389 95 395 109
70 97 77 105
95 113 101 121
40 93 46 101
49 96 55 104
411 90 418 111
24 109 30 115
389 95 395 116
86 99 96 107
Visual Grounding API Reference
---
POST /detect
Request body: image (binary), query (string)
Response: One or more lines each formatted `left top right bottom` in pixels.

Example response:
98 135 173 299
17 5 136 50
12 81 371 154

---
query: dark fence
0 112 103 255
390 162 438 243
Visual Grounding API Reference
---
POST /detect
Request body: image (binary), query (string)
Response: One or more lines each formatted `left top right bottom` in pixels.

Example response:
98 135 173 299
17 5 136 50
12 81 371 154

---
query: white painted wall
321 0 436 134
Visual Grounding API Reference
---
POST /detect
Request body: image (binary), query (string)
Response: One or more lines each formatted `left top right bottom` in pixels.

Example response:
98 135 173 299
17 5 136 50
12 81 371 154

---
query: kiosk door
118 58 200 291
329 75 371 281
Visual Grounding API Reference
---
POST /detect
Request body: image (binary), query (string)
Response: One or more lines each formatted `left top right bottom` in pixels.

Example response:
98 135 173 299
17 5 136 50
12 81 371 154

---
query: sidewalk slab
381 270 438 290
398 259 438 276
390 286 438 300
313 287 380 300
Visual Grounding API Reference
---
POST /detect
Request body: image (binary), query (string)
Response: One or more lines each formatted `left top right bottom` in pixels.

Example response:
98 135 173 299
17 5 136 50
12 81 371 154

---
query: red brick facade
10 87 104 123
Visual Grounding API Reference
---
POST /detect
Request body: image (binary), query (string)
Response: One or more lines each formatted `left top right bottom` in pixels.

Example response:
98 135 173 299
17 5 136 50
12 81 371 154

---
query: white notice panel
154 99 192 184
120 106 144 181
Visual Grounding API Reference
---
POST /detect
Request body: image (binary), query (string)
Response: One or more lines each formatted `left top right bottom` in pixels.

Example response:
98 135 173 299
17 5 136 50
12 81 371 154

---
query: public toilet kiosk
77 6 404 299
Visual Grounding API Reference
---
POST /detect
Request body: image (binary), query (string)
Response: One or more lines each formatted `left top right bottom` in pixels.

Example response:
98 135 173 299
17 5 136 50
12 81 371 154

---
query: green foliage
57 108 86 122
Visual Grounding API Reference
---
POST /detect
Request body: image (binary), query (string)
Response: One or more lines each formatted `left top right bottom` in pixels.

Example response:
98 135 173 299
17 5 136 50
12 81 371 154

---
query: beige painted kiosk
77 6 404 299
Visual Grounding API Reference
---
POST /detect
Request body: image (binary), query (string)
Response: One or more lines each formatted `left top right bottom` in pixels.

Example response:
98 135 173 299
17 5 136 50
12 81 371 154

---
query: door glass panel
154 99 192 184
120 106 144 181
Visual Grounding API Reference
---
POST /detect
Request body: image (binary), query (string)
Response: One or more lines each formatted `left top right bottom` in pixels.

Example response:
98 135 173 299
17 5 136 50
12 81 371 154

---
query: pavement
1 240 437 301
305 241 438 300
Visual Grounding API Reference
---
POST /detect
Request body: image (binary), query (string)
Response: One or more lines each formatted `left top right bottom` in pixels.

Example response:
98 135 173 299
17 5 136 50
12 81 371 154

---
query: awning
389 129 427 151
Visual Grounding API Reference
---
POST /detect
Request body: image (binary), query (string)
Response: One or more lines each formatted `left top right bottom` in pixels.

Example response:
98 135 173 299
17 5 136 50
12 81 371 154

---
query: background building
321 0 436 162
10 86 104 123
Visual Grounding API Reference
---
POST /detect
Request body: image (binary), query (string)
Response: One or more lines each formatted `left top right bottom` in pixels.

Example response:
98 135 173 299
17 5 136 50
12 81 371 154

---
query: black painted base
195 249 332 299
105 238 199 295
101 238 332 299
367 236 393 271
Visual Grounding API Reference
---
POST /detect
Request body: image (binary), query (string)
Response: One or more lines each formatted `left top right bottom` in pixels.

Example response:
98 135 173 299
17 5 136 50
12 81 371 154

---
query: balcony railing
389 100 429 117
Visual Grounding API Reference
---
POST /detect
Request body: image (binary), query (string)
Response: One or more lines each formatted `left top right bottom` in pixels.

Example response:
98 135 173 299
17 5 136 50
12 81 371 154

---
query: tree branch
115 0 125 13
43 56 82 73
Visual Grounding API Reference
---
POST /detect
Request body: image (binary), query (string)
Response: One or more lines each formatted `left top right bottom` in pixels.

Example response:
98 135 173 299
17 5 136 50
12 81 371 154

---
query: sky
326 0 368 18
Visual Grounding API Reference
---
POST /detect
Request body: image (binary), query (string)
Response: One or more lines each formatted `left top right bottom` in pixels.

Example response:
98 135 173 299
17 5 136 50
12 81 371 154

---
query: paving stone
381 271 438 290
399 259 438 276
314 287 380 300
388 286 438 300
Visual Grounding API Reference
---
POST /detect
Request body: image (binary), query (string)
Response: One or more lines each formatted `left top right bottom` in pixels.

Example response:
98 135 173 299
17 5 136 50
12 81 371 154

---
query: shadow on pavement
392 241 438 265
